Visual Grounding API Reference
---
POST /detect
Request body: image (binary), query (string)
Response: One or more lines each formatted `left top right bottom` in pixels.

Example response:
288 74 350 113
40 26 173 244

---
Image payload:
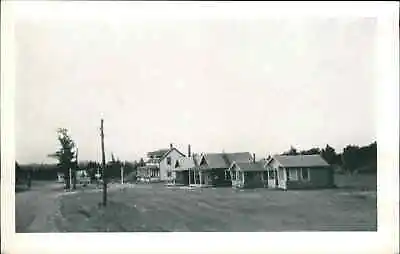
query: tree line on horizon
279 141 377 174
15 128 377 187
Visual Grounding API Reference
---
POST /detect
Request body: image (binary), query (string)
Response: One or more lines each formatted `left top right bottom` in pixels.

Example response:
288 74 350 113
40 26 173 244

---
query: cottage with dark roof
192 152 254 187
137 144 186 183
228 160 267 188
264 154 334 190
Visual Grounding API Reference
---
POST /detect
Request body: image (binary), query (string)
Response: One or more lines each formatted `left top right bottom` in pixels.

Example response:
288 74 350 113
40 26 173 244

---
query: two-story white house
137 144 186 183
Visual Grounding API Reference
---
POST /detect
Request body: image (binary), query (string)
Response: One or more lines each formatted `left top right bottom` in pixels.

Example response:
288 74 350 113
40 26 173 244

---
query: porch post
188 169 191 186
199 171 202 186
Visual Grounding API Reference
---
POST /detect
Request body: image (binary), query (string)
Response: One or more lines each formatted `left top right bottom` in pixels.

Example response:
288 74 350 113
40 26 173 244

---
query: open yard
16 174 377 232
51 174 376 232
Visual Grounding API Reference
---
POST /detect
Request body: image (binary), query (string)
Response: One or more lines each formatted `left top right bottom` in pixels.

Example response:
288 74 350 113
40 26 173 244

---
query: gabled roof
267 154 330 168
200 153 227 169
173 157 196 171
230 161 265 172
199 152 253 170
147 147 186 161
160 147 186 161
224 152 253 164
147 149 170 158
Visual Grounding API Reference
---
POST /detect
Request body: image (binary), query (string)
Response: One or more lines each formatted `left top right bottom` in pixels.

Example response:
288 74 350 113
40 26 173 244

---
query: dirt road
15 181 65 232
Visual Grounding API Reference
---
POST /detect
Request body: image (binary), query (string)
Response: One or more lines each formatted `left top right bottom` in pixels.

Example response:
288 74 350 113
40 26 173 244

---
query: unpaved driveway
15 182 65 232
15 181 122 232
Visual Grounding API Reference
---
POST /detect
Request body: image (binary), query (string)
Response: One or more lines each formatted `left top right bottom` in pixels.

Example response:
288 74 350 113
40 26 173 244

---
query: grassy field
55 174 377 232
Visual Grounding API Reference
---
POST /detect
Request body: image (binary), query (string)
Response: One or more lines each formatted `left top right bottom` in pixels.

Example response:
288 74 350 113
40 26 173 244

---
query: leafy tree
321 144 337 165
300 147 321 155
48 128 77 189
138 157 146 166
124 160 137 175
282 146 299 155
124 160 138 183
341 145 360 174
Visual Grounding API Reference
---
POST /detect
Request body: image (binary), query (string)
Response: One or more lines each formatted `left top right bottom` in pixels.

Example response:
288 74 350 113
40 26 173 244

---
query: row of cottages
136 144 186 183
137 144 334 190
228 154 334 190
173 153 334 190
173 152 255 187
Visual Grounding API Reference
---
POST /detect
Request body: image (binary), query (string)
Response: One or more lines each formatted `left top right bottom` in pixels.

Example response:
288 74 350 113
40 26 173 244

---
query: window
301 168 310 181
288 169 298 181
167 157 171 165
175 160 180 168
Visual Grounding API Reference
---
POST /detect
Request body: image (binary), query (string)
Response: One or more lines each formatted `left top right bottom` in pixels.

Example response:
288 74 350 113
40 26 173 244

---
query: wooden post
188 169 191 186
199 171 202 186
100 119 107 206
69 167 72 191
121 165 124 184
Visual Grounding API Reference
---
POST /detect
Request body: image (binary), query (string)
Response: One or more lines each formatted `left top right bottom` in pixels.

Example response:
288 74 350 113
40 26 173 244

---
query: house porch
137 166 161 183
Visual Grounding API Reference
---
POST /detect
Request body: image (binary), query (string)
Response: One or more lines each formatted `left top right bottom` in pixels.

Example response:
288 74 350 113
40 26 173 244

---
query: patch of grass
58 175 377 232
334 173 376 191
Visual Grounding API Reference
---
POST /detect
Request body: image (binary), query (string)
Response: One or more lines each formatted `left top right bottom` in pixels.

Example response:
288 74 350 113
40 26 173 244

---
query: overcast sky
15 17 377 164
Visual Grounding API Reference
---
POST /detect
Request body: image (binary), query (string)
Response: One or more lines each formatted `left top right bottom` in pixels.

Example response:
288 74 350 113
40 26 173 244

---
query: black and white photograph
1 2 399 254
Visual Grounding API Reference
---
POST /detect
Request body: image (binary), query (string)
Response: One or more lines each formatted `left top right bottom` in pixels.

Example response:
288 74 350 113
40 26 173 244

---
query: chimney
170 143 173 149
188 144 191 157
253 153 256 163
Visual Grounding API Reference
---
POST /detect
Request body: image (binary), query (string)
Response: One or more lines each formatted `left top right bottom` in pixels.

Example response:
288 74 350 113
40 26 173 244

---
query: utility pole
73 147 78 189
100 119 107 206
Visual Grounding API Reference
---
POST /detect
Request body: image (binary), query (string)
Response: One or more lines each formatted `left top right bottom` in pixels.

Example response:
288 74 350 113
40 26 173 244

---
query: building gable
200 156 208 167
264 157 283 169
159 147 186 162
